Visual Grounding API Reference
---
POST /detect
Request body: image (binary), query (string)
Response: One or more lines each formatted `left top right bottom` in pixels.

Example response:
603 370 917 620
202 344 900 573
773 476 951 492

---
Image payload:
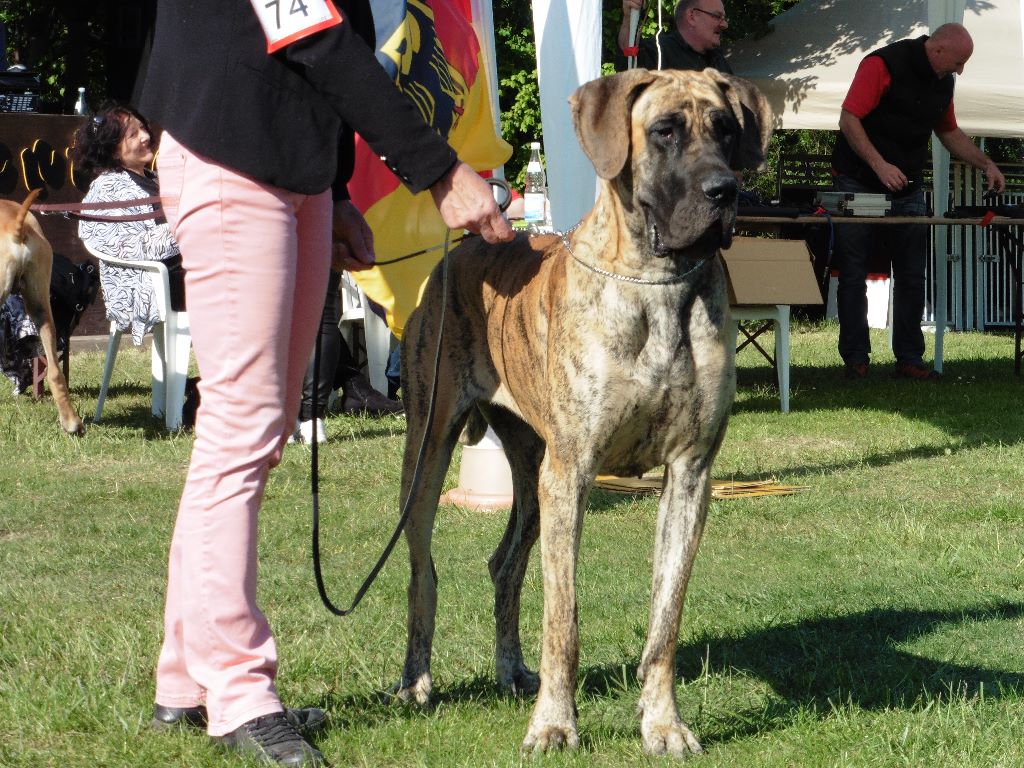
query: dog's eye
650 117 685 143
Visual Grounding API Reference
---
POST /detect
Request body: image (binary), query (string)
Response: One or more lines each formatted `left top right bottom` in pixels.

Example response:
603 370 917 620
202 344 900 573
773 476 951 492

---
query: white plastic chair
84 242 192 430
338 270 392 395
730 304 791 413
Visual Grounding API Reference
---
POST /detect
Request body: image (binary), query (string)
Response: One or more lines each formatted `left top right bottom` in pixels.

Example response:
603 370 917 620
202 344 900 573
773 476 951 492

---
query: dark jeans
299 269 362 421
833 175 928 366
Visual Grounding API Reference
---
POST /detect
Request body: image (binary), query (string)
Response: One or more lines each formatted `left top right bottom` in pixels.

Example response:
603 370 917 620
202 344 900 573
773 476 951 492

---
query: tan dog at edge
396 68 772 756
0 190 84 435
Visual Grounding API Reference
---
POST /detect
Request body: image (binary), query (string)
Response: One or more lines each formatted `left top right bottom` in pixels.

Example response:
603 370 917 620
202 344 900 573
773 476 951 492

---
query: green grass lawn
1 322 1022 767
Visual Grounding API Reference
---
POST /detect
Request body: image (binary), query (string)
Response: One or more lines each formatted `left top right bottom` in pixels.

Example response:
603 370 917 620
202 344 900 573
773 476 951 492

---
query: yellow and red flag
348 0 510 338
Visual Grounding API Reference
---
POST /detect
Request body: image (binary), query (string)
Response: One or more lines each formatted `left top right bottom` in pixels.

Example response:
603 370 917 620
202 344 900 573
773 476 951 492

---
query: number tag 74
249 0 342 53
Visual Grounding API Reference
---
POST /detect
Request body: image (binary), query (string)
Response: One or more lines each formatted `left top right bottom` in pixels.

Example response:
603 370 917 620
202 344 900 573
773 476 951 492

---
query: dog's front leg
636 456 712 757
521 459 587 754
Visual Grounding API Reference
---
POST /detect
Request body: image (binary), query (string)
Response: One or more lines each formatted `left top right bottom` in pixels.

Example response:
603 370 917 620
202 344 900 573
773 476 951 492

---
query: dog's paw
498 665 539 698
61 414 85 437
520 722 580 755
391 673 432 706
640 718 703 758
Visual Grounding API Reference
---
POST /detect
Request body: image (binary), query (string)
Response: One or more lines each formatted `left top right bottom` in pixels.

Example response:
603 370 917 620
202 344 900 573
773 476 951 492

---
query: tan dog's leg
521 459 587 753
19 243 84 436
481 406 541 696
635 448 721 757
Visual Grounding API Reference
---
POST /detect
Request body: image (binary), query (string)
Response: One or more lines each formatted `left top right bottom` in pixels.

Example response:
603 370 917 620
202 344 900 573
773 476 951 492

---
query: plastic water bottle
73 87 86 115
523 141 547 230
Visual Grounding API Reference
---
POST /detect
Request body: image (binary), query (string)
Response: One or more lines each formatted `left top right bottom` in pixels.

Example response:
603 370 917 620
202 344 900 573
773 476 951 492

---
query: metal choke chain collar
558 222 712 285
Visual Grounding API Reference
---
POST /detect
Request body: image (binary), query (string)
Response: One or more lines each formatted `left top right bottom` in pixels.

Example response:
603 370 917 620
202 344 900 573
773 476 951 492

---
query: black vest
832 36 955 191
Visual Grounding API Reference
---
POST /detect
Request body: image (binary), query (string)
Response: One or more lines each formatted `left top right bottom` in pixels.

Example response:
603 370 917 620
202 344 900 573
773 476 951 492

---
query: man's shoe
152 704 207 730
153 704 326 736
339 376 404 417
213 711 327 766
895 361 941 380
843 361 869 380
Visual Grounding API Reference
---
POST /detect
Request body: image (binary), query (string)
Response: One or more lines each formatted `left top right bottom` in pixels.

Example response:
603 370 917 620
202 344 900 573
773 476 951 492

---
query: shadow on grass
313 603 1023 746
737 356 1023 420
577 601 1024 744
316 674 520 732
71 381 150 400
729 355 1024 479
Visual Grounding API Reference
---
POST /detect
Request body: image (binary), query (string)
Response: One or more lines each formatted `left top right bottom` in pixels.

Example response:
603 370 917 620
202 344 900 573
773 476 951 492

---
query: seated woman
72 104 184 346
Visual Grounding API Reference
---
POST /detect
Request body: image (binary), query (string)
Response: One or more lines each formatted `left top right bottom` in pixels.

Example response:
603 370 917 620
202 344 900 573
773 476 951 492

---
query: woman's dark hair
71 103 151 182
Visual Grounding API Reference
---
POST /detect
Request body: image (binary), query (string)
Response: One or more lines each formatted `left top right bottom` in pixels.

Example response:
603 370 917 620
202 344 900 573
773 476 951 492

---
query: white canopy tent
726 0 1024 370
726 0 1024 137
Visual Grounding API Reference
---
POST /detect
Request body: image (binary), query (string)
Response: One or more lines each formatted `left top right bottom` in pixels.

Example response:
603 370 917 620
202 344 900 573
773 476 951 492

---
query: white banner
531 0 602 231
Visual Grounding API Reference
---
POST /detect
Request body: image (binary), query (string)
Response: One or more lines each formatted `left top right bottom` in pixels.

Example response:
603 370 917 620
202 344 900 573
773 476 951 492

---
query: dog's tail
14 189 41 245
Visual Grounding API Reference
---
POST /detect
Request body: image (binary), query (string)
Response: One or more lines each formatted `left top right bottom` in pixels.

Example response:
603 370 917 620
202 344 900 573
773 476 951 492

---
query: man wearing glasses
616 0 732 73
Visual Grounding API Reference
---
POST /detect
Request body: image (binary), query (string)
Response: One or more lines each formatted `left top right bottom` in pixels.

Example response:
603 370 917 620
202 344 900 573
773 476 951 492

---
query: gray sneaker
213 711 327 766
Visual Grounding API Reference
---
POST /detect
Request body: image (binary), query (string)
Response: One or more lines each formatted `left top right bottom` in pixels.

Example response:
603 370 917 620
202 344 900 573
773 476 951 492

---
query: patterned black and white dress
79 170 180 345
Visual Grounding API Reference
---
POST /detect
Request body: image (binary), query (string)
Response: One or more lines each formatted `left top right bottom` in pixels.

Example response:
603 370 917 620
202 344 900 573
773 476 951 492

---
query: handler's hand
984 160 1007 194
622 0 643 14
332 200 374 271
429 161 514 244
872 160 908 193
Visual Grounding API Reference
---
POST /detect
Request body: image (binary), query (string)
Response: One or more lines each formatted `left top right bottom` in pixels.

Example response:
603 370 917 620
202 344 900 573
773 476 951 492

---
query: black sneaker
152 704 207 730
152 704 326 735
213 711 327 766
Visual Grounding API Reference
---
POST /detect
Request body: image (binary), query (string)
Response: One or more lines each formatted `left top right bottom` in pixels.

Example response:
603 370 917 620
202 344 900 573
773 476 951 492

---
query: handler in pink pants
140 3 512 763
153 133 330 735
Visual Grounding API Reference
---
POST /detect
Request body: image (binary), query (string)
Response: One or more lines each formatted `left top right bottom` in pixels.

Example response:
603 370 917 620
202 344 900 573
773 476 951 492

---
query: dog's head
569 68 772 256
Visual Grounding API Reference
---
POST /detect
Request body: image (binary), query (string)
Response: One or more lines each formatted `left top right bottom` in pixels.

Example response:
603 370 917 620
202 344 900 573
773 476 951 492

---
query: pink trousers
153 133 331 736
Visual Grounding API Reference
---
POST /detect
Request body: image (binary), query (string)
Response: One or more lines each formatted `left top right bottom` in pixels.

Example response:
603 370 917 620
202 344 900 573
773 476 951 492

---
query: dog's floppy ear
569 69 660 180
707 70 774 171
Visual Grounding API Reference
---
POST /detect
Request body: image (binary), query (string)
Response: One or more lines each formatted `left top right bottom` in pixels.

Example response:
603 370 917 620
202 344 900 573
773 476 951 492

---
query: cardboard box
721 236 823 306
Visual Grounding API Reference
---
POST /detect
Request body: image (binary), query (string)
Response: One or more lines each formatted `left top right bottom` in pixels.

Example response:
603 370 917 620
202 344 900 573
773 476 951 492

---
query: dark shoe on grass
213 711 327 767
339 375 404 417
894 361 941 380
152 704 208 730
843 361 869 380
153 704 326 736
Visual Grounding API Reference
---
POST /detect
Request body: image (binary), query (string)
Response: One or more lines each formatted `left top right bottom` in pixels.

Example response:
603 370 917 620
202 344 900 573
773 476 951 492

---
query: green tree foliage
0 0 109 114
2 0 155 115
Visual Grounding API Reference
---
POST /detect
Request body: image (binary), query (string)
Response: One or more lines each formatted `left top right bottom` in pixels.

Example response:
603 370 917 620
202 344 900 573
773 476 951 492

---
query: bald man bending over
830 23 1006 382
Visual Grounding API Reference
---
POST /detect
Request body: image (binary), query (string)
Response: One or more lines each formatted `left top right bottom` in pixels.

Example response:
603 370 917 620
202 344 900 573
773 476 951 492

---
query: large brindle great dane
396 68 772 756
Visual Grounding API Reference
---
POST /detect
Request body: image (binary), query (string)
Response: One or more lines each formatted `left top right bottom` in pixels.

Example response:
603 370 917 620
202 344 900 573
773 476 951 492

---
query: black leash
310 229 453 615
309 176 512 616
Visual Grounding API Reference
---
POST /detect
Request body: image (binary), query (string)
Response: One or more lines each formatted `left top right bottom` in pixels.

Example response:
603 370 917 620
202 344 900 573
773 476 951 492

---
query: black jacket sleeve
284 9 457 198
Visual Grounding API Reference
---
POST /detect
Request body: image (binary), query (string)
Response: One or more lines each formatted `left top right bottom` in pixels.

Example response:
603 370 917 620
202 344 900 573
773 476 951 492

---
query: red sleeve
842 56 891 118
935 101 958 132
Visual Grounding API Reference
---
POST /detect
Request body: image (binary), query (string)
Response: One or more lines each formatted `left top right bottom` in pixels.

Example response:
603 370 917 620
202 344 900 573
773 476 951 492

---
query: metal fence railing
779 154 1024 331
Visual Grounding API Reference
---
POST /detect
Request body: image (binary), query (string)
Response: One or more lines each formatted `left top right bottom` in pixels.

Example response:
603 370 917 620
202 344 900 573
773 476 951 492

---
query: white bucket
439 425 514 511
